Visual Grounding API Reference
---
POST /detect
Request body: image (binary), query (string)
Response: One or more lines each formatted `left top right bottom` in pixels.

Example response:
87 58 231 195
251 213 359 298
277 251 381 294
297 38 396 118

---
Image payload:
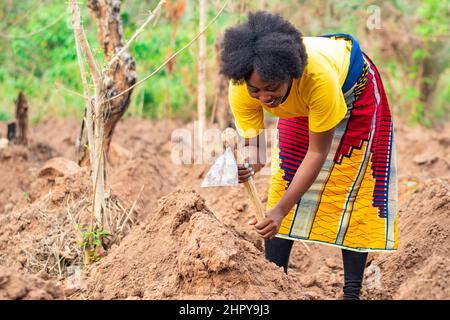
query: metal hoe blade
201 146 238 187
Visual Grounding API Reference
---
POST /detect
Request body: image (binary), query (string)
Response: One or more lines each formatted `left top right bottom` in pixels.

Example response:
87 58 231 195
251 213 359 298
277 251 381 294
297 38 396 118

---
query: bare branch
70 0 107 238
73 23 96 172
106 0 230 103
70 0 102 88
198 0 207 146
55 82 90 100
107 0 166 69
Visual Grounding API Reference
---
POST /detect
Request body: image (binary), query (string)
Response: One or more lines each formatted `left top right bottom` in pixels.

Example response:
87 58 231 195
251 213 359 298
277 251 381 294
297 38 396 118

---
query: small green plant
21 191 31 203
76 224 111 263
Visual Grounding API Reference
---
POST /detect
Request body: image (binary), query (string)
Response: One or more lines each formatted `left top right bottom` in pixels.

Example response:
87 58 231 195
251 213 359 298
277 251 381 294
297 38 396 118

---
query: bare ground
0 118 448 300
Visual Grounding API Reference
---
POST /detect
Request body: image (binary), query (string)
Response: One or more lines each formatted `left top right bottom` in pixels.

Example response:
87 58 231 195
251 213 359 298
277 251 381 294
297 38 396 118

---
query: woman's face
246 71 291 108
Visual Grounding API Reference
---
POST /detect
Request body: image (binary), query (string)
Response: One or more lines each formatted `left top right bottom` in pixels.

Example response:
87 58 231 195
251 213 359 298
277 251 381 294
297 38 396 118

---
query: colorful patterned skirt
267 54 398 252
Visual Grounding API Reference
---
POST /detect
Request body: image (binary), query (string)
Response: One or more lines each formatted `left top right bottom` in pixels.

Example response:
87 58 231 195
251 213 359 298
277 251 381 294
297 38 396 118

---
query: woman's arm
252 127 335 240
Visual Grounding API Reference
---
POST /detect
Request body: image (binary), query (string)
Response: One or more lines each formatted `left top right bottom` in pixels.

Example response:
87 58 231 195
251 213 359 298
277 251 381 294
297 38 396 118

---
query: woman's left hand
248 206 287 240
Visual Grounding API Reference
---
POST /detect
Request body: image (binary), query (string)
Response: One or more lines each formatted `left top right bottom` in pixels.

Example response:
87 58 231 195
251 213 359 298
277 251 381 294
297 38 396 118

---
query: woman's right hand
237 162 263 183
237 144 265 183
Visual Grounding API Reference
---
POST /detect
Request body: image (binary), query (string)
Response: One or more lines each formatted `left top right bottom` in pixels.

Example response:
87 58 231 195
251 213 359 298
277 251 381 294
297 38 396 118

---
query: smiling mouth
264 97 280 107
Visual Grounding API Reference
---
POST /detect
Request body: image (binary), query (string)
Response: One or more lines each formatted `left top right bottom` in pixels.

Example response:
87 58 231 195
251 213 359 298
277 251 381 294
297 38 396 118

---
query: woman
220 11 398 300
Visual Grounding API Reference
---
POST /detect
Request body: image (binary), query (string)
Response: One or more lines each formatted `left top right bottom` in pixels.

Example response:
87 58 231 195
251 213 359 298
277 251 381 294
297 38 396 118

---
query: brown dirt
0 117 449 300
80 190 318 300
0 165 92 272
0 145 35 214
107 118 180 222
0 266 64 300
362 178 450 300
0 118 76 215
394 121 450 199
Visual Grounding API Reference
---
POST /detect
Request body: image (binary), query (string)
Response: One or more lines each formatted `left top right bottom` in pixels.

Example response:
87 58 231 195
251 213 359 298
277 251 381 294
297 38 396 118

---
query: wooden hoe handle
222 128 266 223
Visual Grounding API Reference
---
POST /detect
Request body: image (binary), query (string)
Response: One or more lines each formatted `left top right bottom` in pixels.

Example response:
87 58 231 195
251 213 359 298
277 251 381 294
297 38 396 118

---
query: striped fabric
267 54 398 252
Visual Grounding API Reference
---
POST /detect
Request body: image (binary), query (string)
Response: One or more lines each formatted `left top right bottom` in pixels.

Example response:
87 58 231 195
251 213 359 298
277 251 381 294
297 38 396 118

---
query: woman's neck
281 78 293 104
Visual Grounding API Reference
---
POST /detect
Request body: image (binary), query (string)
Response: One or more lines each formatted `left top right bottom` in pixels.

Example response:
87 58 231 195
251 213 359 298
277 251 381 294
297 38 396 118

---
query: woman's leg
264 237 294 273
341 249 368 300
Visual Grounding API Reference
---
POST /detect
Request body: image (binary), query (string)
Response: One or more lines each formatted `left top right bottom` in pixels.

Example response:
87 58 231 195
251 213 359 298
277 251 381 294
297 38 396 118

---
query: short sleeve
228 81 264 138
307 72 347 132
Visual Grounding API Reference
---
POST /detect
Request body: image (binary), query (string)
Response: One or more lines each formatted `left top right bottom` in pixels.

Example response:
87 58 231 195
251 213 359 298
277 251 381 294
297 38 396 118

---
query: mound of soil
108 118 182 222
395 123 450 196
0 157 138 277
0 135 64 214
108 157 176 223
0 145 34 214
81 190 320 300
30 118 79 160
363 178 450 299
0 266 64 300
0 165 92 272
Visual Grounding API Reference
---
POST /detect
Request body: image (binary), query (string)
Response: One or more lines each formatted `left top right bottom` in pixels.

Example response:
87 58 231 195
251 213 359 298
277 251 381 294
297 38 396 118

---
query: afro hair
220 11 307 84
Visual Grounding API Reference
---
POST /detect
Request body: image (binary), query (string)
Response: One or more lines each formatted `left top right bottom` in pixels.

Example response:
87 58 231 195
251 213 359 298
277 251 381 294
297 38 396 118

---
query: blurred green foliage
0 0 448 127
0 111 10 122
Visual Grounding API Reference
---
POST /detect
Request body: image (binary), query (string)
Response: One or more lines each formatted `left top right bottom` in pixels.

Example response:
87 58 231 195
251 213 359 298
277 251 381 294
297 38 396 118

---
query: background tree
70 0 165 263
197 0 207 153
77 0 138 165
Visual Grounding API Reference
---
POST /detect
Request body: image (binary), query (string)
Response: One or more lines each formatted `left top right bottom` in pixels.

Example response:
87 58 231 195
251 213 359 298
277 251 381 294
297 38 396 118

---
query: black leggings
265 237 368 300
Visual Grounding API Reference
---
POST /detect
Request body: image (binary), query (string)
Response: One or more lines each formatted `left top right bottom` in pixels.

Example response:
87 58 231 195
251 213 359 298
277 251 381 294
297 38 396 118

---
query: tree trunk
211 37 233 130
78 0 137 166
197 0 207 156
71 0 108 256
14 91 29 146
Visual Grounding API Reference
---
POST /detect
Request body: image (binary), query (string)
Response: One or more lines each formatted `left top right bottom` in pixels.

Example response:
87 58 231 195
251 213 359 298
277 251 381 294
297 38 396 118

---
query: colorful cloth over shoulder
267 54 398 252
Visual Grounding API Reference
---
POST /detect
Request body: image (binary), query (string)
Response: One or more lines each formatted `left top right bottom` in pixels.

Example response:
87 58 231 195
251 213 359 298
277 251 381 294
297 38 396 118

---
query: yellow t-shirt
229 36 352 138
